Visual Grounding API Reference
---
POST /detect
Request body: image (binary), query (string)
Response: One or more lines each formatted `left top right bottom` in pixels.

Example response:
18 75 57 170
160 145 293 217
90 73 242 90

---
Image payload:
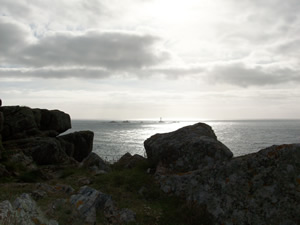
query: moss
18 169 45 183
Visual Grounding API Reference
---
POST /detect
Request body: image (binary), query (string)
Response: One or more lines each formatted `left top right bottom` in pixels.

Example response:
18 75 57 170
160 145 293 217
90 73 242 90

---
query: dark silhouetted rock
0 106 71 141
58 131 94 162
0 110 3 159
144 122 233 172
35 108 71 134
80 152 111 172
115 152 147 169
157 143 300 225
26 137 71 165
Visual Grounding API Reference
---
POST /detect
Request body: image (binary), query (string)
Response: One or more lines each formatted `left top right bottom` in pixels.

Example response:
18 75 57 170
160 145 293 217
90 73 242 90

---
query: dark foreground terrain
0 106 299 225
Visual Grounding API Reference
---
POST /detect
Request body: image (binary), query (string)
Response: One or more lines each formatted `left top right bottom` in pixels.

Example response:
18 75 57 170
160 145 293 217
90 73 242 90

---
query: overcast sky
1 0 300 120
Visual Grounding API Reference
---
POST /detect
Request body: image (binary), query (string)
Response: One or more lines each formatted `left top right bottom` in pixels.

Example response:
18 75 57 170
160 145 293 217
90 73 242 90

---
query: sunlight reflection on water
67 120 300 161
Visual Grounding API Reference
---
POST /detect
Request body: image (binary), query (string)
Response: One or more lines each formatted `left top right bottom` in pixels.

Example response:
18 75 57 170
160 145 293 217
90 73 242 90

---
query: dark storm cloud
0 25 170 78
18 31 168 69
209 63 300 87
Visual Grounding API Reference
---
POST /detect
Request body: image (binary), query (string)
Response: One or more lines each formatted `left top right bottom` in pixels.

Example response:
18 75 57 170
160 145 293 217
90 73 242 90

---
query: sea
65 120 300 162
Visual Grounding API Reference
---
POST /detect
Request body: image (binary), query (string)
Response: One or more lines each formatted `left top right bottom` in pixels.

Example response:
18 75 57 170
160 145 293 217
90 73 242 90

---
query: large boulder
30 137 72 165
3 130 94 165
157 143 300 225
144 122 233 172
3 137 71 165
58 131 94 162
0 106 71 141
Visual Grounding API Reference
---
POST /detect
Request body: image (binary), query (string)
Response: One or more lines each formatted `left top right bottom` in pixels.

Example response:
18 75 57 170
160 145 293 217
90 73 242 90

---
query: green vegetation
0 159 213 225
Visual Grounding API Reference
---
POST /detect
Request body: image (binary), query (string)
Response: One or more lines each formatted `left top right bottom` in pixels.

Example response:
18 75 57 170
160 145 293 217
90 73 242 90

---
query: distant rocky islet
0 105 299 224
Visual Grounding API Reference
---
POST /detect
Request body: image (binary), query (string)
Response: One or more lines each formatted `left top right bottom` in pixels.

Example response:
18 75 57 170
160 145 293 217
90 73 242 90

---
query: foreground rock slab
0 193 58 225
70 186 111 224
144 122 233 172
157 143 300 225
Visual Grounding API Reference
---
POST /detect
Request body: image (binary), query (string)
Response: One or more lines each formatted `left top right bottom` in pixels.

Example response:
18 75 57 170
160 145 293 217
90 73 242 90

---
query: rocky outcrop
155 140 300 224
0 193 58 225
58 131 94 162
144 122 233 172
0 106 71 141
0 106 95 166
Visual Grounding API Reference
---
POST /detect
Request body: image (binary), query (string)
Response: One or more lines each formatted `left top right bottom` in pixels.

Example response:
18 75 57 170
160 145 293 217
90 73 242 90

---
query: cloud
18 31 168 69
0 67 111 79
0 19 31 62
208 63 300 87
0 27 170 78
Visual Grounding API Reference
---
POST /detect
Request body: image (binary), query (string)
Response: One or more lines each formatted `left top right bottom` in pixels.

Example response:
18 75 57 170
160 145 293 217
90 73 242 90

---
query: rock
0 193 58 225
0 164 9 176
0 200 15 224
70 186 111 224
157 143 300 225
58 131 94 162
31 189 48 200
30 137 71 165
78 177 92 186
8 152 37 170
3 133 93 165
36 109 71 135
0 105 93 166
34 183 74 195
0 111 3 133
144 122 233 173
114 152 147 169
54 184 75 194
104 199 136 225
80 152 110 172
0 106 71 141
0 110 4 159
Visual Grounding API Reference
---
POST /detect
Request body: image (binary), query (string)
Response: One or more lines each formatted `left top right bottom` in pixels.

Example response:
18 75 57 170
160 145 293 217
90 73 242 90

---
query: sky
1 0 300 120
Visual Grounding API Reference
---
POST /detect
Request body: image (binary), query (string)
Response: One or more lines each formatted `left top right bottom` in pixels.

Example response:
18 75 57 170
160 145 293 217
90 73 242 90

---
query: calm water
66 120 300 161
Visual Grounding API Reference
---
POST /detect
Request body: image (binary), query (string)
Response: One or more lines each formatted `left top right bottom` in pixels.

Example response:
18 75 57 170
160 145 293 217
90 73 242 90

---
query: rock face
58 131 94 162
0 106 71 141
0 105 94 165
144 122 233 172
156 142 300 225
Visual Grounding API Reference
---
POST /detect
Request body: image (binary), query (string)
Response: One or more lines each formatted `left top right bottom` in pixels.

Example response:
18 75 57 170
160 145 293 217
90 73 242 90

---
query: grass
89 161 214 225
0 158 214 225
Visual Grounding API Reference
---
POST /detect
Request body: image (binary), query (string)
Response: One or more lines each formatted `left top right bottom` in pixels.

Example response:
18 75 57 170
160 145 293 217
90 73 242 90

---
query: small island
0 105 299 225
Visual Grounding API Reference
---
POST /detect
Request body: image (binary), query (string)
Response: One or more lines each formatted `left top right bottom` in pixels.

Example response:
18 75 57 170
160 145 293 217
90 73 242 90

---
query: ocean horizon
65 119 300 162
